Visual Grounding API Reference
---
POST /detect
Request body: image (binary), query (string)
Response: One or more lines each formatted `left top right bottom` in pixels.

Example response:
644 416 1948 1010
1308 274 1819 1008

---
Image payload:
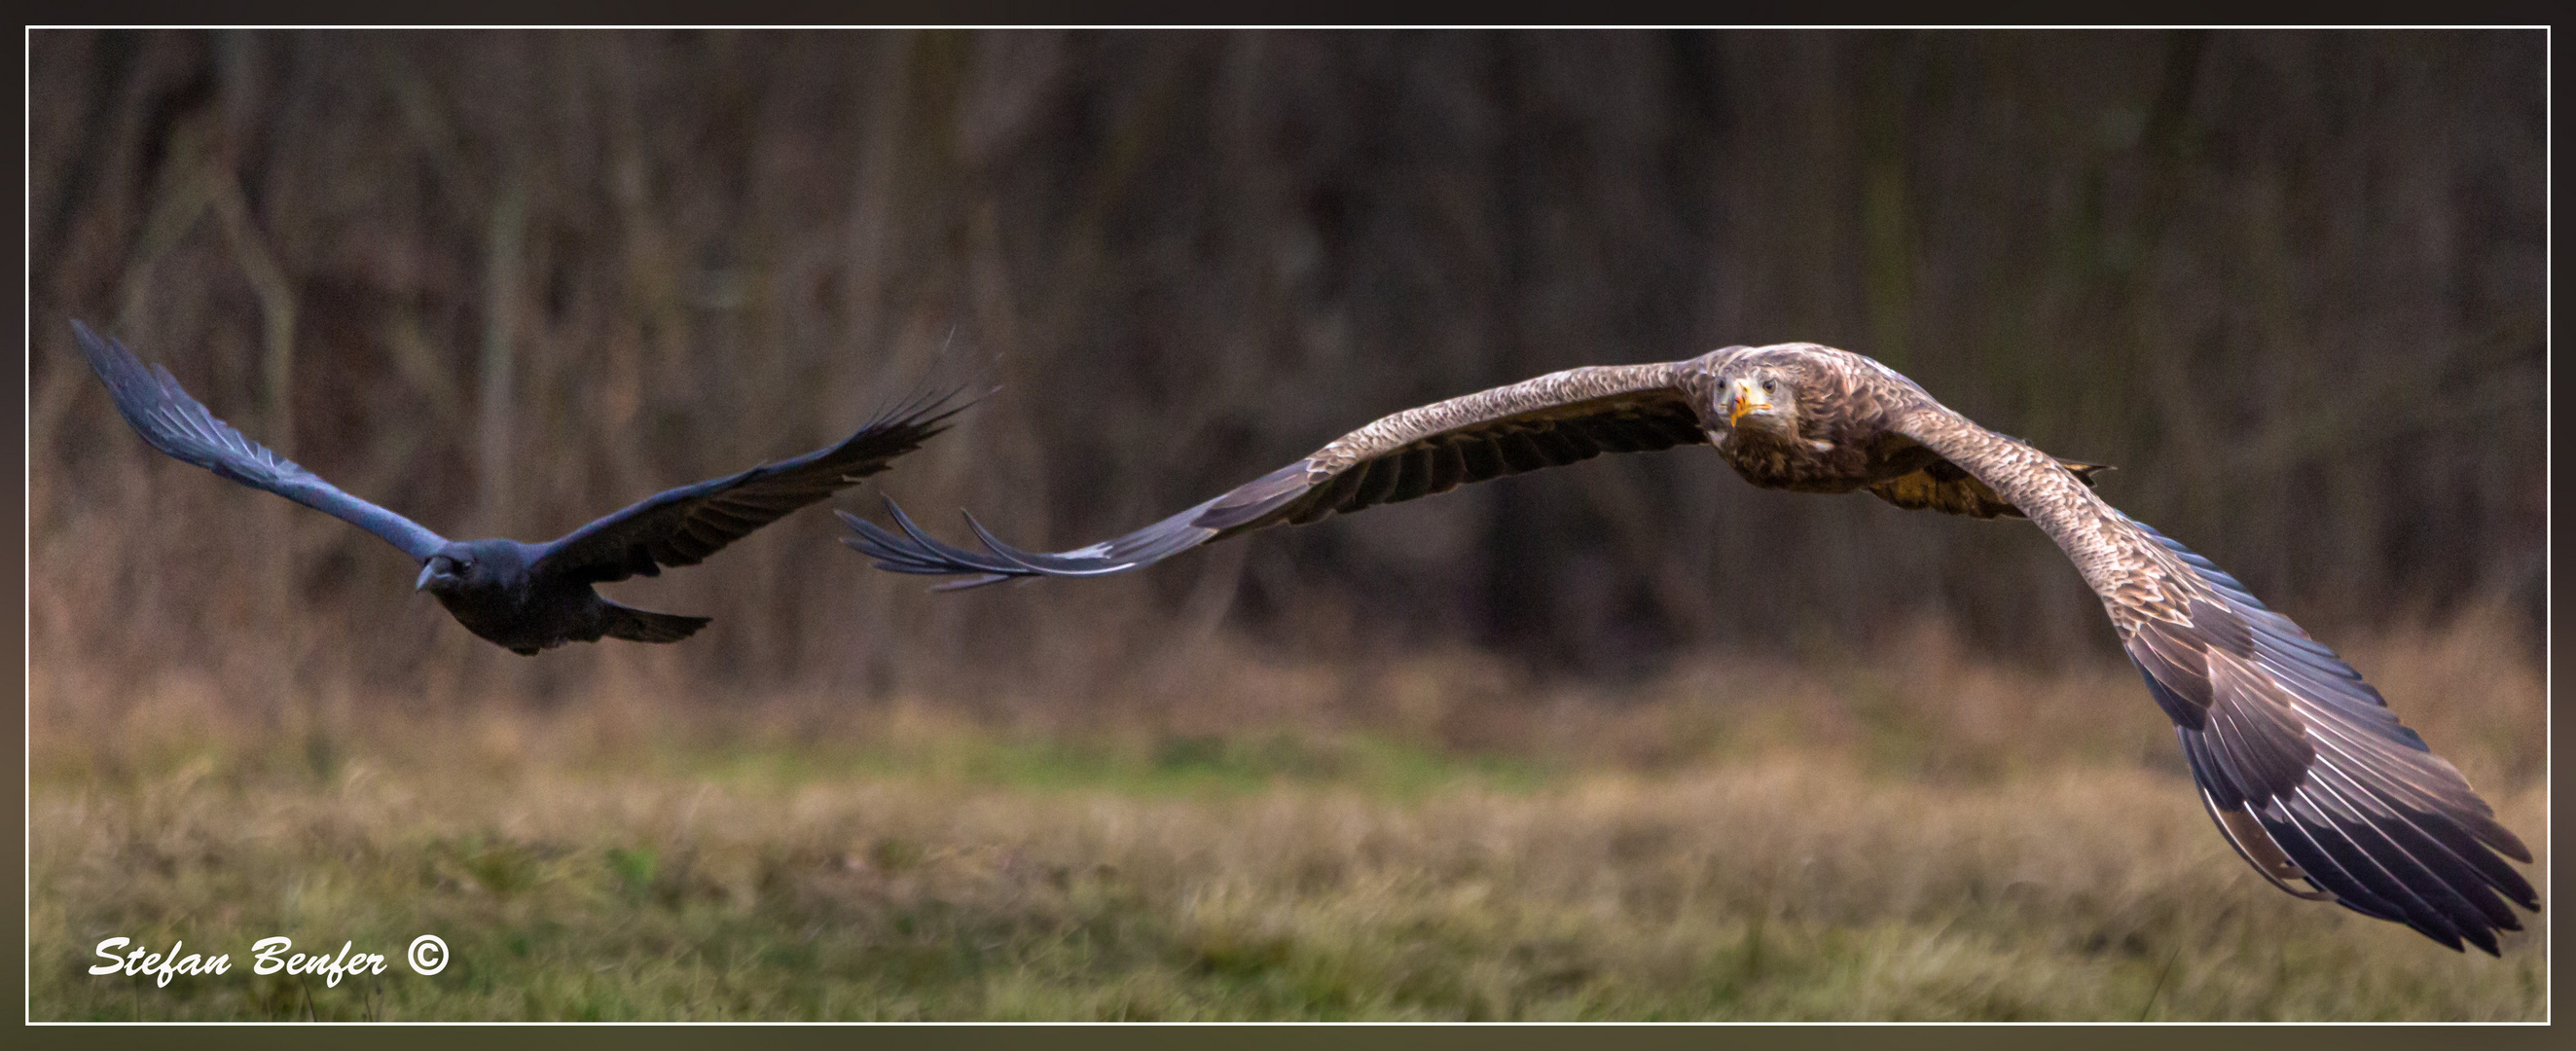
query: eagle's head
1706 352 1818 442
1719 368 1800 437
1690 344 1857 452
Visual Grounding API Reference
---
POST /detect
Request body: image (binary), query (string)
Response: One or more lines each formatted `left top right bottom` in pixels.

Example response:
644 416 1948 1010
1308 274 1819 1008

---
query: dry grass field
29 609 2546 1021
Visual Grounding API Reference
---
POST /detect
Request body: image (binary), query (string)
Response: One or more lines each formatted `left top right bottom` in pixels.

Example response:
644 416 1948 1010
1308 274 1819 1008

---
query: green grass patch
625 728 1559 800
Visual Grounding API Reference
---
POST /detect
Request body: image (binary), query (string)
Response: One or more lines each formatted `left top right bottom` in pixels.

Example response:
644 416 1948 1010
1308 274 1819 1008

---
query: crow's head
415 539 522 596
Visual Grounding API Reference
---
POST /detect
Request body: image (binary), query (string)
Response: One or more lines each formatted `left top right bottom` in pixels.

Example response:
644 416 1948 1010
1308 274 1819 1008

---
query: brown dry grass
28 609 2547 1021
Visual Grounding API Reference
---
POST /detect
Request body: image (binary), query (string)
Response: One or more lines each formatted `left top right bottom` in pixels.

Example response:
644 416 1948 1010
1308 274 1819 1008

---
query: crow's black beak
415 562 438 592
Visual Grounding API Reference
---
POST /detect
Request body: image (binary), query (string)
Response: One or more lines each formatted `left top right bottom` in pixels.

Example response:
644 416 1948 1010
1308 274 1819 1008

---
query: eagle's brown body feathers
847 342 2538 955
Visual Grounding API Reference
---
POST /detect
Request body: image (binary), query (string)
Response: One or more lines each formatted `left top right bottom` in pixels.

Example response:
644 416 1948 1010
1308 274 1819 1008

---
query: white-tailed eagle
846 343 2538 954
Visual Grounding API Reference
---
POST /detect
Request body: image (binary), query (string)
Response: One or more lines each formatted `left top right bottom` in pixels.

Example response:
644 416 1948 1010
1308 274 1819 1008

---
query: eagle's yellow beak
1727 378 1771 426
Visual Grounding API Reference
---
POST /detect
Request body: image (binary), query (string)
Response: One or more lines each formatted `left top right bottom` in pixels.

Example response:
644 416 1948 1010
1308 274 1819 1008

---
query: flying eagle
844 342 2540 954
76 320 966 655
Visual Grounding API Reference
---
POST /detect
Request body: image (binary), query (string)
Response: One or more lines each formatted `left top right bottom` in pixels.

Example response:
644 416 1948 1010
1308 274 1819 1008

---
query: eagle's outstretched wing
75 320 452 562
843 362 1709 588
536 385 973 585
1892 401 2538 954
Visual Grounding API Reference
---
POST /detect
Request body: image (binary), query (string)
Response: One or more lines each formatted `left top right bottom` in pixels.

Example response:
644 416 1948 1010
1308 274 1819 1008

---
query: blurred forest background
24 30 2548 1020
30 30 2545 706
28 29 2543 705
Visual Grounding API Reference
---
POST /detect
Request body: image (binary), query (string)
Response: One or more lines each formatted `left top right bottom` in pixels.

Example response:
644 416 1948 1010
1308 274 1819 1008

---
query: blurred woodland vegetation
28 29 2546 713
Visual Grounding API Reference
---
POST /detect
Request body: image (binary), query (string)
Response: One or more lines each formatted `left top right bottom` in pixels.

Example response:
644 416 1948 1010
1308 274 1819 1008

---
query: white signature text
91 935 409 988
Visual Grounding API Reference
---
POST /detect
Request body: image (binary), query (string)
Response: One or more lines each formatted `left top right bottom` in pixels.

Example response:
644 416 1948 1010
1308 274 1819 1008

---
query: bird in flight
77 319 967 655
847 342 2539 954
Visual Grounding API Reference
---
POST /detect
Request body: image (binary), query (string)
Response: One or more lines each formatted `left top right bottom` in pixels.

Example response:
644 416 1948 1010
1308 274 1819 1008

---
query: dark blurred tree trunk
1476 33 1551 656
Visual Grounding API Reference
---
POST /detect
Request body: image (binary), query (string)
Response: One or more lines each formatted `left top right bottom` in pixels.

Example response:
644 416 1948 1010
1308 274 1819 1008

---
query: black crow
76 319 967 655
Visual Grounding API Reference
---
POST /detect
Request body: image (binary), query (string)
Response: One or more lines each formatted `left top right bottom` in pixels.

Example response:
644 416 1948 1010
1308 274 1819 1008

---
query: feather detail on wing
540 383 973 584
1866 455 2113 519
1892 403 2537 954
844 362 1706 588
74 320 451 562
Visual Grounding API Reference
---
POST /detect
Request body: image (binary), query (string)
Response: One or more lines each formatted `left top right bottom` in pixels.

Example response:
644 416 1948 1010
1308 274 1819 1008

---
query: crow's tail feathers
601 601 712 644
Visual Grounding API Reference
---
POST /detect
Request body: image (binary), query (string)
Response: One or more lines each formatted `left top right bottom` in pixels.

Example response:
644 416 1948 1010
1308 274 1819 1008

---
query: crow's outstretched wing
535 386 971 584
844 361 1708 588
1893 401 2538 955
75 320 450 562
